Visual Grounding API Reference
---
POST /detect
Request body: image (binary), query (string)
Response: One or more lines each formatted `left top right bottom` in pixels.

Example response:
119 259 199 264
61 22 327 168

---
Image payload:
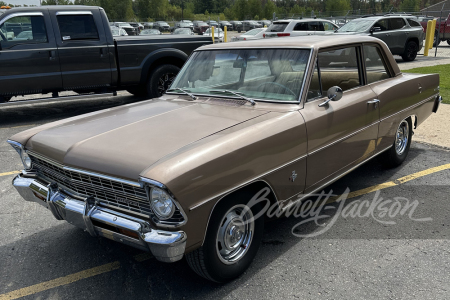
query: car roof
274 18 335 23
352 15 409 21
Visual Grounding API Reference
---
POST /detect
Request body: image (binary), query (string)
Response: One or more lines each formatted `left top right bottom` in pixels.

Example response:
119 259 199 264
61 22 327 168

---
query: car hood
24 99 270 181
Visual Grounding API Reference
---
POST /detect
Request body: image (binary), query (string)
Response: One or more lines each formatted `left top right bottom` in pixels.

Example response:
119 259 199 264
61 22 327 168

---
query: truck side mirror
370 27 381 34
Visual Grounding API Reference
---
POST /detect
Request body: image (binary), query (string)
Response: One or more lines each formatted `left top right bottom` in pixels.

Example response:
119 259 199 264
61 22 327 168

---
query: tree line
1 0 432 22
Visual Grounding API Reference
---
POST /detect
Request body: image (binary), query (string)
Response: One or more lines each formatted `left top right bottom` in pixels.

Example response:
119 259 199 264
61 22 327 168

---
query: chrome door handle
367 99 380 108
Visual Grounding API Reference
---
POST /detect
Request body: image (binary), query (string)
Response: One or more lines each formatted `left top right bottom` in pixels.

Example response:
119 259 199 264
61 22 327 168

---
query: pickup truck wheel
147 64 180 98
402 41 418 62
381 118 412 168
447 40 450 46
186 194 264 283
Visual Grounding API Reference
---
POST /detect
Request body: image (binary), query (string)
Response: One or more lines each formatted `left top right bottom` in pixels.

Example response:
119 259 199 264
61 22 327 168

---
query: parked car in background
264 19 338 39
231 27 267 41
13 30 32 40
335 15 424 61
207 20 219 28
242 20 262 31
172 28 194 35
9 35 440 283
193 21 209 35
203 27 224 42
257 20 271 27
129 22 144 34
140 29 162 35
173 21 193 31
154 21 171 32
142 22 154 29
114 22 138 35
420 13 450 46
0 6 212 102
110 26 128 36
219 20 232 30
229 20 242 32
181 20 194 28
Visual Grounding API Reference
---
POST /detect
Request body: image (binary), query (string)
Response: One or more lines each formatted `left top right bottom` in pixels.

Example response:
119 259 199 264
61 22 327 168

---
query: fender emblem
289 171 297 182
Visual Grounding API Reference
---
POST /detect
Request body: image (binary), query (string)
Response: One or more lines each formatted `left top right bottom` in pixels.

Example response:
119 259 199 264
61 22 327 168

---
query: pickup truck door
302 46 379 194
0 11 62 96
50 10 112 91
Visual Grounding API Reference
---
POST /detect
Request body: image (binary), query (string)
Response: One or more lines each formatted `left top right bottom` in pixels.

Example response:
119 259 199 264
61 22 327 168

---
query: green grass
404 64 450 104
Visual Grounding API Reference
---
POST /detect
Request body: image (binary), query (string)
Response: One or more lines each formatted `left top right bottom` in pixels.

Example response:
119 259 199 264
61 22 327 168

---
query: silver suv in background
335 16 424 61
264 19 339 38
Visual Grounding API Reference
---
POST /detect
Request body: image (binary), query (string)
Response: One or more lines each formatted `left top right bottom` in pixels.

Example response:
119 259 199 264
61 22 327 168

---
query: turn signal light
1 5 11 9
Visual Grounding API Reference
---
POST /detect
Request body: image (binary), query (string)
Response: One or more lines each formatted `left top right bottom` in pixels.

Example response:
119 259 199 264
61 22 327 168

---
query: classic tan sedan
9 36 442 282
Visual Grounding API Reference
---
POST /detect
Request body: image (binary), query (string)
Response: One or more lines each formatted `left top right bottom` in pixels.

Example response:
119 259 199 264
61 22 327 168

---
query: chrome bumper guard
433 95 443 113
13 175 186 263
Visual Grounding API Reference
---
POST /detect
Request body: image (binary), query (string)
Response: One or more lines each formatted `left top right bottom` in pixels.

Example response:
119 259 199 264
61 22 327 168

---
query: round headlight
150 187 175 220
21 150 32 170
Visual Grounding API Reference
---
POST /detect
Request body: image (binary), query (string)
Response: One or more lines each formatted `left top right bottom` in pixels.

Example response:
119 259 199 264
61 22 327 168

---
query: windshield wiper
210 90 256 106
166 88 197 100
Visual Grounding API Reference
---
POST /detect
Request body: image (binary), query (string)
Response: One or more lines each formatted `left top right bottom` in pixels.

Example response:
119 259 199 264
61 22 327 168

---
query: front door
50 11 112 91
301 45 380 193
372 18 396 50
0 12 62 96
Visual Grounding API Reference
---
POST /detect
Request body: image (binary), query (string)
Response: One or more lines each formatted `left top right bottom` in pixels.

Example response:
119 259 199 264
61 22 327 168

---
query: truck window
0 15 48 48
57 14 99 41
293 22 308 31
364 45 390 84
389 18 406 30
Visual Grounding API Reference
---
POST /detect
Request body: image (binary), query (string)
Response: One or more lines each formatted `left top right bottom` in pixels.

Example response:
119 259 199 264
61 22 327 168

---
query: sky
5 0 42 6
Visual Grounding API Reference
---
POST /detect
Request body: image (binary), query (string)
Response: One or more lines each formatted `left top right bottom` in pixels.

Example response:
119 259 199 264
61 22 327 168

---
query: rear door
50 10 112 91
0 10 62 96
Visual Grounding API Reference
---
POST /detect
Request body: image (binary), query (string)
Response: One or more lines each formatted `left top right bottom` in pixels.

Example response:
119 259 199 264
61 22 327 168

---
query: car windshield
174 28 191 34
198 22 208 26
141 29 160 35
243 29 263 36
267 22 289 32
170 49 311 102
337 19 375 32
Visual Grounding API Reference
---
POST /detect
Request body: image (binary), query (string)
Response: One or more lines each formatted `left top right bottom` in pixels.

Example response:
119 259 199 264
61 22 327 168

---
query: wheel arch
199 180 278 247
139 48 188 86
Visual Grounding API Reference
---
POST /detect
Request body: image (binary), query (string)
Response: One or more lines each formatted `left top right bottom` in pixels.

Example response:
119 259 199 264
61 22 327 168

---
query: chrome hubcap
216 204 254 265
157 73 176 96
395 120 409 155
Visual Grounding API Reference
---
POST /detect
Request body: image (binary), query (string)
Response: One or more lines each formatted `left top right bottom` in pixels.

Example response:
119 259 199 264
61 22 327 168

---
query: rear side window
267 22 289 32
407 18 422 27
0 15 48 48
57 14 99 41
308 22 323 31
293 22 308 31
389 18 406 30
364 45 390 84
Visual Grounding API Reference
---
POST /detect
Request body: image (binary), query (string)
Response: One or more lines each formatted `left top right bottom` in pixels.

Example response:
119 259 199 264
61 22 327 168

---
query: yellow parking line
0 261 120 300
1 162 450 299
0 171 20 177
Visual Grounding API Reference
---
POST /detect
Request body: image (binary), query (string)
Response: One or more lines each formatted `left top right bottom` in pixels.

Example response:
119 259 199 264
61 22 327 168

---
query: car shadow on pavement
1 145 444 299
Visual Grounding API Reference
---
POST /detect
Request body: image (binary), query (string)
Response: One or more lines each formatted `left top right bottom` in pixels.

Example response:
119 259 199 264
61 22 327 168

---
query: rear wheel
146 64 180 98
447 40 450 46
402 41 419 62
381 118 412 168
186 193 264 282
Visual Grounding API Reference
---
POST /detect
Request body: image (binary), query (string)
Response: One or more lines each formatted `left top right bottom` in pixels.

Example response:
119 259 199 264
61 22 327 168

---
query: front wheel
146 64 180 98
433 31 440 47
186 194 264 282
381 118 412 168
402 41 418 62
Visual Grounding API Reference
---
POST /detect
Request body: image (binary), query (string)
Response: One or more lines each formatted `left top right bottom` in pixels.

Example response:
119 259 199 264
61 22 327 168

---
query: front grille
29 154 152 216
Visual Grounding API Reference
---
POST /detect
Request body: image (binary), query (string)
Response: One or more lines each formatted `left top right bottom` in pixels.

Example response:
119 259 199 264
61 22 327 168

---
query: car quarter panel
141 110 307 249
369 73 439 151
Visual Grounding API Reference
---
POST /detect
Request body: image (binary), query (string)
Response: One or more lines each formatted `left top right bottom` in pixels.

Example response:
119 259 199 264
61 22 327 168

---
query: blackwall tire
186 193 264 283
146 64 180 99
402 41 419 62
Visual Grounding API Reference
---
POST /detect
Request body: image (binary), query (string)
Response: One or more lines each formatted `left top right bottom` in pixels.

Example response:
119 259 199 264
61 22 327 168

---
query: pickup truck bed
0 6 212 102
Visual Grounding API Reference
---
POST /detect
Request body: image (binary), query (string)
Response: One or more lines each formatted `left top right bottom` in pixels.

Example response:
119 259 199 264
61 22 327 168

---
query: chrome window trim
56 11 93 16
0 12 44 25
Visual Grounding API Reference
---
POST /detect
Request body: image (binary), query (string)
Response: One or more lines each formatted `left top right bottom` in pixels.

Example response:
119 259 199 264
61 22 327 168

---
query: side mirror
319 86 343 107
370 26 381 34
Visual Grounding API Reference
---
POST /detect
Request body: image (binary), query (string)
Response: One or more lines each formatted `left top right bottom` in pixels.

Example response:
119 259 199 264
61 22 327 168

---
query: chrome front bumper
13 175 186 263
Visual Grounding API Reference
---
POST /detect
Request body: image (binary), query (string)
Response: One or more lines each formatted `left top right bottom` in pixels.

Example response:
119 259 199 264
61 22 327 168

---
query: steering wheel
256 82 296 97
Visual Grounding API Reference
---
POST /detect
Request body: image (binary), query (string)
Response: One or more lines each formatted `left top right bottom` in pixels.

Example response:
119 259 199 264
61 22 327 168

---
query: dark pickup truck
0 6 211 102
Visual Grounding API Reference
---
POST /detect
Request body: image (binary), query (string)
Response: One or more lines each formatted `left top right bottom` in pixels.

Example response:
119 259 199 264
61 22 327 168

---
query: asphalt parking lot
1 95 450 299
